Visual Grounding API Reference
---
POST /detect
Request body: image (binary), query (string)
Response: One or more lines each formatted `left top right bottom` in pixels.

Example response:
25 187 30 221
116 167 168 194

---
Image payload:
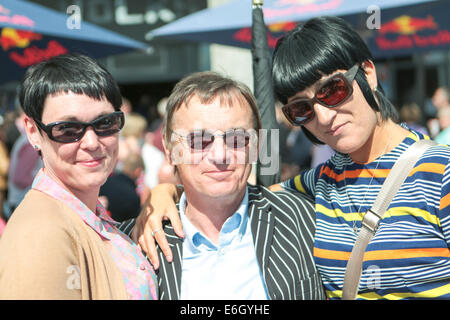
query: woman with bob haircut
128 16 450 300
0 53 157 300
268 16 450 299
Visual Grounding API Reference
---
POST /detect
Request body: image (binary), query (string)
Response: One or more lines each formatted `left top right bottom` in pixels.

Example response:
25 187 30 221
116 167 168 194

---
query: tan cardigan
0 189 128 299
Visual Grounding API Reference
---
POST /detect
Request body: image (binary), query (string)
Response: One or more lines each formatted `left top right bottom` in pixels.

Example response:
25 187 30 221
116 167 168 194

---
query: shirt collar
32 169 118 240
179 187 249 252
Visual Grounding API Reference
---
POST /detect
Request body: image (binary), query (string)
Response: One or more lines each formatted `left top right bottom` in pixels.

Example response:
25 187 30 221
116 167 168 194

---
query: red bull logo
376 13 450 52
9 40 68 68
0 28 42 51
379 15 438 35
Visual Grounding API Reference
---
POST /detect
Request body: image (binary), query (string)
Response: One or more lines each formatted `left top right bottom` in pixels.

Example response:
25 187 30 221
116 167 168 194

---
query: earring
34 145 39 151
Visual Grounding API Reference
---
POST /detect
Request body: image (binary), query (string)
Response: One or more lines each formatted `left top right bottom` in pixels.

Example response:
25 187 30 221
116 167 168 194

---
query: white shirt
179 188 269 300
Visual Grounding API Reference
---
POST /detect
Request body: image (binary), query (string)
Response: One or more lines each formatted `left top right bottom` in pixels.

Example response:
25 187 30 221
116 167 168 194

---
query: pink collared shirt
32 169 157 300
0 217 5 236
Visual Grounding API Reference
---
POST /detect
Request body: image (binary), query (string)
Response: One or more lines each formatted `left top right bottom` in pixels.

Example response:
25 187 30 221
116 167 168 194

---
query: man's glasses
172 129 252 151
282 64 360 126
35 111 125 143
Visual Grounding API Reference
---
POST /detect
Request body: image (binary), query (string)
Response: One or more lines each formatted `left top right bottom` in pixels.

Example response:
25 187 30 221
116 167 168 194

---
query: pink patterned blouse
32 169 157 300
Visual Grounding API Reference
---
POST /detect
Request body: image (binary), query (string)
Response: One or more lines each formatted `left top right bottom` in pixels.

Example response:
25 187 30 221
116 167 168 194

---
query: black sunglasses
172 129 252 151
282 64 360 126
35 111 125 143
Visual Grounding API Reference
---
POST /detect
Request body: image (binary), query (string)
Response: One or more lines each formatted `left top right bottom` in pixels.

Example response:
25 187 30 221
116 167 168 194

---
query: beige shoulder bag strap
342 139 438 300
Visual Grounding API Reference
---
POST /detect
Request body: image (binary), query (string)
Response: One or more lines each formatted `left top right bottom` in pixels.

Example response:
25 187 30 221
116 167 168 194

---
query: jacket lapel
157 221 183 300
247 185 276 299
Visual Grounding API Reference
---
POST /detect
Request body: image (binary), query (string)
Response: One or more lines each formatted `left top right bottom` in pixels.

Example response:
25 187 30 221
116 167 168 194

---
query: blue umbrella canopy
147 0 449 58
0 0 148 84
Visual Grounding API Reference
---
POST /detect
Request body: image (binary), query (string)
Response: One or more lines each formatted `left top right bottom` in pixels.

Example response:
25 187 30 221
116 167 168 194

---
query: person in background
0 53 157 300
399 102 429 136
141 131 165 190
427 87 450 138
4 109 43 220
100 153 145 222
117 112 153 200
117 112 148 170
435 106 450 145
4 109 22 154
149 97 169 153
0 124 9 224
120 97 133 115
149 97 178 187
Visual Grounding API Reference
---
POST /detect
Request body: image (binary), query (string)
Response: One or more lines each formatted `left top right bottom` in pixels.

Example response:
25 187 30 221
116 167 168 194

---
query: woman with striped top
269 16 450 299
134 16 450 299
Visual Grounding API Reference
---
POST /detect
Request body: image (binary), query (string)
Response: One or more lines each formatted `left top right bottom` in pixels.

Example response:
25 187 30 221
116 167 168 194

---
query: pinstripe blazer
120 184 325 300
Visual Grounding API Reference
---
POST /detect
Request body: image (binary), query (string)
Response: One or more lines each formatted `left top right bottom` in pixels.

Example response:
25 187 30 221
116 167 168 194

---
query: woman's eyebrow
52 112 111 122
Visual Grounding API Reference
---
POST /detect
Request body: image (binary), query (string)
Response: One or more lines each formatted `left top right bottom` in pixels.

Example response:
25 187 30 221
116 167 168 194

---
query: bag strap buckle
361 209 382 234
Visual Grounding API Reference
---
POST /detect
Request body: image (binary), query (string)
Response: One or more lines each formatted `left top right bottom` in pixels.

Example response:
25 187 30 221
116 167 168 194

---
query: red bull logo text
0 5 69 68
380 15 437 35
9 40 68 68
376 15 450 51
0 28 68 68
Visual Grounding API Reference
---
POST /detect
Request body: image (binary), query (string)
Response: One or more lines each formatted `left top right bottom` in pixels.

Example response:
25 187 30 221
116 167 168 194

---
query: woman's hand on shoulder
132 183 184 270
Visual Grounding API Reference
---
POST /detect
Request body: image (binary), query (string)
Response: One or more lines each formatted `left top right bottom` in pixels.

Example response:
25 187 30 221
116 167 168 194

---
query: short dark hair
19 53 122 121
272 16 398 144
163 71 262 147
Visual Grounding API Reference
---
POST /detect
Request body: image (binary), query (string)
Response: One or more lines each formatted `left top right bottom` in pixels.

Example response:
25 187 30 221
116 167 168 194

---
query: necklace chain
343 135 393 234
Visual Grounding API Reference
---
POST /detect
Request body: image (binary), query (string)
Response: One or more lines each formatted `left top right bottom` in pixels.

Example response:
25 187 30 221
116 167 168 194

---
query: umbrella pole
252 0 280 186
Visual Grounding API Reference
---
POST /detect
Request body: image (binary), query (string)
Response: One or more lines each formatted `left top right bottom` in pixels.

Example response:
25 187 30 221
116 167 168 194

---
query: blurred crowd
0 85 449 236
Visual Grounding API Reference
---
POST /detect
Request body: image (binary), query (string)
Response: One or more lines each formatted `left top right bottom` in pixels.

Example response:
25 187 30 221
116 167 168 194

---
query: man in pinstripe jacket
122 184 325 300
121 71 325 300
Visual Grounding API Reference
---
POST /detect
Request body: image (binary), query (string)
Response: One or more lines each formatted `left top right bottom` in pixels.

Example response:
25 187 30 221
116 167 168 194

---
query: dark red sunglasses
282 64 360 126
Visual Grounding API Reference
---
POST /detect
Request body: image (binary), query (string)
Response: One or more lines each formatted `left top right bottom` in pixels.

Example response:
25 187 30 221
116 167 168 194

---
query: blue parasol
0 0 148 84
146 0 449 58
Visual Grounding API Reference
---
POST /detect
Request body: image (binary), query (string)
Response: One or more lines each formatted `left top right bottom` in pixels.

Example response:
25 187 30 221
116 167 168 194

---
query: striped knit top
282 128 450 299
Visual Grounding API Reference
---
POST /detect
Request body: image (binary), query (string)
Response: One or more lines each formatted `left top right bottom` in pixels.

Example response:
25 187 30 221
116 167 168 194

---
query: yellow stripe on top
316 204 441 226
384 207 441 226
328 283 450 300
293 174 305 193
316 203 362 222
